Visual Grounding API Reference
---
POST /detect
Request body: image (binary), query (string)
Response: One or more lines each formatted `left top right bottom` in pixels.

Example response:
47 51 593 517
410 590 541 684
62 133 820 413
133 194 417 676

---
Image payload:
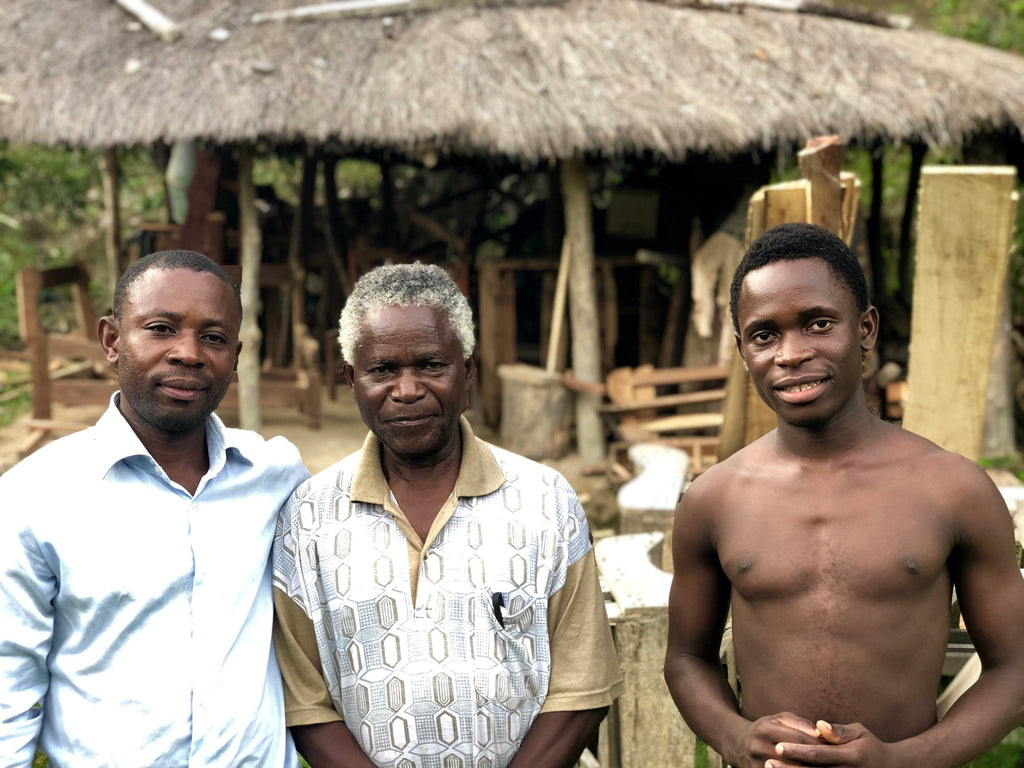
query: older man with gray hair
272 262 622 768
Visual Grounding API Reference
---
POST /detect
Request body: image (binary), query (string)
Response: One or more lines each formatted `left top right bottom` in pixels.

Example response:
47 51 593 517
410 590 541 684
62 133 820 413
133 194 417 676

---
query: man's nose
169 333 203 365
774 333 813 366
391 368 423 399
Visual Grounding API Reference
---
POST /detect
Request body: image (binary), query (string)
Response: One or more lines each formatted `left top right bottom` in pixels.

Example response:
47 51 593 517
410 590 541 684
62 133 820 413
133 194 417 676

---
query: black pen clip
491 591 505 629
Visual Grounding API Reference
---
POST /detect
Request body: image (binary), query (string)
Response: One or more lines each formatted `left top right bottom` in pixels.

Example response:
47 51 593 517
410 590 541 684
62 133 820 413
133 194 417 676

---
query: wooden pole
237 146 263 432
560 154 606 465
99 149 122 295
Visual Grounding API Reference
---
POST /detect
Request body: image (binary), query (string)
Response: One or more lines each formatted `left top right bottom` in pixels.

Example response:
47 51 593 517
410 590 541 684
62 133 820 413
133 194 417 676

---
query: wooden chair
596 364 729 477
220 264 322 429
16 262 118 454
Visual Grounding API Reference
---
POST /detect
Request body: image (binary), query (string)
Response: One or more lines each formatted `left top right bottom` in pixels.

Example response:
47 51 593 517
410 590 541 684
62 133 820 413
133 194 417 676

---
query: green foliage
0 143 104 349
928 0 1024 50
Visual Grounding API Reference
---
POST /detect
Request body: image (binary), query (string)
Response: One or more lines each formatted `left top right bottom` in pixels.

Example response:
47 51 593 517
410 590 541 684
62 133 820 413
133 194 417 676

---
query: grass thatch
2 0 1023 161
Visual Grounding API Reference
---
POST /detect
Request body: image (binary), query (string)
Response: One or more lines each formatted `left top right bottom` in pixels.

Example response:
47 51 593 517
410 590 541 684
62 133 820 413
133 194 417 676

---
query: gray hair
339 262 476 364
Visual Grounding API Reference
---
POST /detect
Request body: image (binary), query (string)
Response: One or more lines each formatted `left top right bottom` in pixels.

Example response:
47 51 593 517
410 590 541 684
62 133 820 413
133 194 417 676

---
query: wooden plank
637 413 725 433
630 365 728 388
545 236 571 373
840 171 861 245
599 388 726 414
902 166 1017 462
762 181 810 230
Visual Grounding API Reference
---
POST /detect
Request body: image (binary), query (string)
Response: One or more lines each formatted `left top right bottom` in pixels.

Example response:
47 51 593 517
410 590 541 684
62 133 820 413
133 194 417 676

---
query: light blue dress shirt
0 395 310 768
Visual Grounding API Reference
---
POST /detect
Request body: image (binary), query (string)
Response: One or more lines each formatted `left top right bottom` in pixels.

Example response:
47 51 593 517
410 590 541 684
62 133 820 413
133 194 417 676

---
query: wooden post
99 149 122 294
237 146 263 432
798 135 844 235
560 154 606 465
902 166 1017 462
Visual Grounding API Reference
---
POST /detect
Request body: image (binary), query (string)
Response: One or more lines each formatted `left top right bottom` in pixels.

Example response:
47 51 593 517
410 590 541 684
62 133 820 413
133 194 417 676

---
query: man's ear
463 353 477 384
860 306 880 352
342 363 355 391
234 340 242 372
98 316 120 367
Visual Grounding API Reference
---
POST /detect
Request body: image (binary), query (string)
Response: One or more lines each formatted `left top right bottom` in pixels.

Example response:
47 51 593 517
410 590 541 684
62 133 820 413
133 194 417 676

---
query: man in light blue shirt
0 250 309 767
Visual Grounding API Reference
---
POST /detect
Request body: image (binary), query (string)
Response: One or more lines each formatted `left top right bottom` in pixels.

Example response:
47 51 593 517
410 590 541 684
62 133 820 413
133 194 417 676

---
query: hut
3 0 1024 460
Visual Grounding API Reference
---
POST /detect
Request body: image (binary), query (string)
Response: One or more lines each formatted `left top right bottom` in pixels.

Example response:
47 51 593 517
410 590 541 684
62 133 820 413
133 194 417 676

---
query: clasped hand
739 712 895 768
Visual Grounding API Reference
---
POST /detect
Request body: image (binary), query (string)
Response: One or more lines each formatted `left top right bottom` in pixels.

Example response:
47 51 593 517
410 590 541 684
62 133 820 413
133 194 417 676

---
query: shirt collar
92 392 254 479
350 416 506 505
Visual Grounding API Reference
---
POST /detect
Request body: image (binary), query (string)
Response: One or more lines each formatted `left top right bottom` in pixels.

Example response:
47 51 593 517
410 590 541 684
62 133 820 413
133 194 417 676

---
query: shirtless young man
664 222 1024 768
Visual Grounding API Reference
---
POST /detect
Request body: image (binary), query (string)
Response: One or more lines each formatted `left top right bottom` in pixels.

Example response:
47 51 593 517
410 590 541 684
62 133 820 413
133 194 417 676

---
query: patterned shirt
273 418 622 768
0 395 309 768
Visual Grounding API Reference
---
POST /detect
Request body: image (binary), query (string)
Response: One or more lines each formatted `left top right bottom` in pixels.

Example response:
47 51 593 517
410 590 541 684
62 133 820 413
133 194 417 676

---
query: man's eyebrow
740 317 775 335
798 305 841 319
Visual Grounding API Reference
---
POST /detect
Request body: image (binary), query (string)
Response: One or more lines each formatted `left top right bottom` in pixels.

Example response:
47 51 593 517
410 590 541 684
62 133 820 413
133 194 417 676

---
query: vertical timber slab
597 533 697 768
613 609 697 768
903 166 1018 462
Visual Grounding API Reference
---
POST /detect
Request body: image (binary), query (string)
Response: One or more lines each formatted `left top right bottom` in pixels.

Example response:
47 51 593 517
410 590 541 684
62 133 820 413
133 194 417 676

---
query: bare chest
717 486 953 603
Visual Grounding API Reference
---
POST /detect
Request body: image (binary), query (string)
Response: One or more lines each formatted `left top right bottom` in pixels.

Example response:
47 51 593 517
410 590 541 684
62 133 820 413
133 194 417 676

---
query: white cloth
0 395 309 767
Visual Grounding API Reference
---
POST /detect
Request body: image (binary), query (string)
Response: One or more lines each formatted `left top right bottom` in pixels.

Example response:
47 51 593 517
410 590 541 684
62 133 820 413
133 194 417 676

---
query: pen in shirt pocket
490 591 505 628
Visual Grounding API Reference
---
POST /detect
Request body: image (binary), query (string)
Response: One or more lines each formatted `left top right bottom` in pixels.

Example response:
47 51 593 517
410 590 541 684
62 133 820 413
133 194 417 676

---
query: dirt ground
0 388 623 532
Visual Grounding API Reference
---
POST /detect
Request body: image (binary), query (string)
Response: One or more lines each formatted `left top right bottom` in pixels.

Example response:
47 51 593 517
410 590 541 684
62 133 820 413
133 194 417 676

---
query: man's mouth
781 381 821 393
775 377 828 403
159 379 206 400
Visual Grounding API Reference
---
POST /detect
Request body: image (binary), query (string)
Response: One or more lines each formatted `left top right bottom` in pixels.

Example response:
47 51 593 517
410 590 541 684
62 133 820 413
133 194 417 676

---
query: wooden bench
597 364 729 476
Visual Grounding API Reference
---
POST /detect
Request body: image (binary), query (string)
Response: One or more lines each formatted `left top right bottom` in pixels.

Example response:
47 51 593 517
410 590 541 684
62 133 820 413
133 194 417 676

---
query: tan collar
350 416 505 505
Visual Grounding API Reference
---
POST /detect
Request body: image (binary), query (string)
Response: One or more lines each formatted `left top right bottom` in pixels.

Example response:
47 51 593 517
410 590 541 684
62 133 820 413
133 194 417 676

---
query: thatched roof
3 0 1024 162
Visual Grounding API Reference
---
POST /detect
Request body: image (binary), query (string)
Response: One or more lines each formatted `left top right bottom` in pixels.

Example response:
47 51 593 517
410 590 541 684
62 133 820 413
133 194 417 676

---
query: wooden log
99 149 122 295
236 146 263 432
561 154 606 464
902 166 1017 462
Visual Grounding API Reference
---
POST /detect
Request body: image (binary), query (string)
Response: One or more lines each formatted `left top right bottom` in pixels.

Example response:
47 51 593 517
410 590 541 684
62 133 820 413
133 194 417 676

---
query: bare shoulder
676 433 776 528
884 422 1008 522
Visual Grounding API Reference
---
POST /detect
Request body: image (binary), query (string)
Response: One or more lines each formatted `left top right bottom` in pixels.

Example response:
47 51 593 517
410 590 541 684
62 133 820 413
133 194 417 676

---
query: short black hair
729 223 869 333
112 250 241 319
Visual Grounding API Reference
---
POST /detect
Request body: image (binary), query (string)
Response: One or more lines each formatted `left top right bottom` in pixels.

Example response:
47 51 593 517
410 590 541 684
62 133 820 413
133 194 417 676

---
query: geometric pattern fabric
274 442 590 767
